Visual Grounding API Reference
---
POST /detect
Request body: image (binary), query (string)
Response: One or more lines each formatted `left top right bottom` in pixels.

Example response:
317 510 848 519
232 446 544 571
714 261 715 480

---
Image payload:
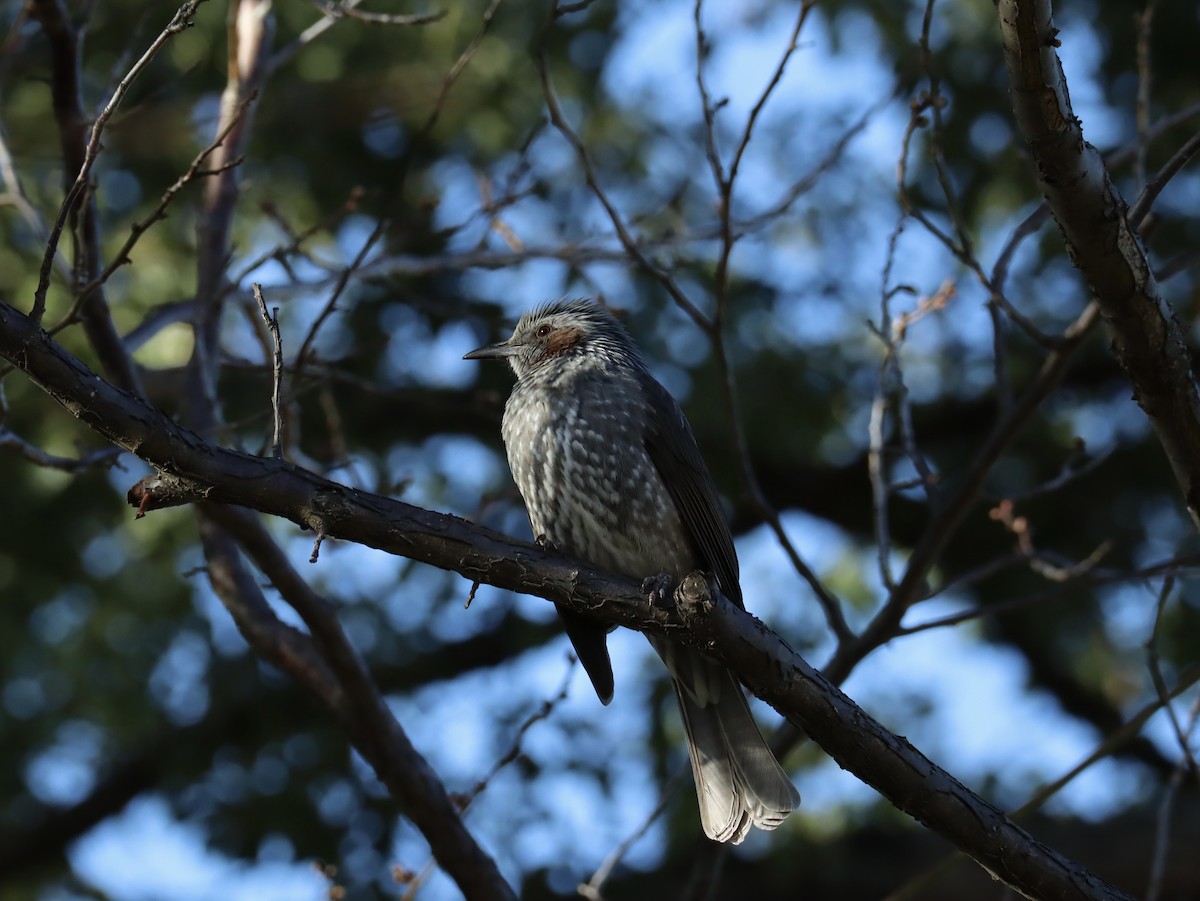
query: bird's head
463 298 637 380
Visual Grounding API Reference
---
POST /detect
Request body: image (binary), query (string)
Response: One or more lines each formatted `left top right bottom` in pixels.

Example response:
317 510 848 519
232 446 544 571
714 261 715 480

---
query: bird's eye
535 324 552 338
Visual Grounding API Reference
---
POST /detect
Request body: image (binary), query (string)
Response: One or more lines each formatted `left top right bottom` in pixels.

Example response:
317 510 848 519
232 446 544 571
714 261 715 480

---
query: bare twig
536 53 709 331
887 660 1200 901
897 0 989 297
316 382 351 472
1127 128 1200 229
693 0 816 324
252 284 285 458
423 0 502 133
1146 578 1200 781
1145 763 1186 901
714 335 851 641
908 0 976 262
827 299 1103 681
898 551 1200 637
989 206 1056 341
0 127 65 276
578 767 690 900
400 661 574 901
1001 440 1113 503
0 429 122 472
309 0 444 27
988 498 1111 582
868 285 952 590
231 186 366 287
1144 573 1199 901
737 95 890 231
685 0 850 641
272 0 443 72
1016 669 1200 819
1146 694 1200 901
870 16 966 594
29 0 207 325
202 503 516 901
188 0 272 443
61 94 256 327
867 377 897 589
1133 1 1158 190
553 0 599 16
989 94 1200 326
1 379 125 475
292 217 388 372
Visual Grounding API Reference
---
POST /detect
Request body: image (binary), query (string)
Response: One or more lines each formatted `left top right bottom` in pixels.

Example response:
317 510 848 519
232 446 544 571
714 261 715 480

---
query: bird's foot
535 534 559 552
641 573 675 609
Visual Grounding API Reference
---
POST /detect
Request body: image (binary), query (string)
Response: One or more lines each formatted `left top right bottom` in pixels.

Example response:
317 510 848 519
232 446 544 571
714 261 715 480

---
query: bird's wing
640 373 743 609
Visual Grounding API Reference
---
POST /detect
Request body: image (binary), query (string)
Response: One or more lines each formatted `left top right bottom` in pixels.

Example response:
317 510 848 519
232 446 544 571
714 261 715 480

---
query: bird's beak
463 339 516 361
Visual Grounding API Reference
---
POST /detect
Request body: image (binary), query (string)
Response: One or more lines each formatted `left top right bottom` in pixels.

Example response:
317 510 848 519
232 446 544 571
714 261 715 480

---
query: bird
464 298 799 843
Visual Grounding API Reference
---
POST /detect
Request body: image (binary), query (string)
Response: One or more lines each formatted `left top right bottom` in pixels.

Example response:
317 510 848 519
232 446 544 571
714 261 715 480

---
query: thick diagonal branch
0 298 1133 901
998 0 1200 529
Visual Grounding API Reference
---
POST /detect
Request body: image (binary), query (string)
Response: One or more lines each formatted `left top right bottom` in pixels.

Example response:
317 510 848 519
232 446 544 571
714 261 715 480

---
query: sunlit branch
252 284 285 459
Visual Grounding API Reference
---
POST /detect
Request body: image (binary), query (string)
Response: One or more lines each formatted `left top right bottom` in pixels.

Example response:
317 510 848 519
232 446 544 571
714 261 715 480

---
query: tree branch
27 0 195 392
998 0 1200 530
0 608 562 885
202 503 517 901
0 298 1133 901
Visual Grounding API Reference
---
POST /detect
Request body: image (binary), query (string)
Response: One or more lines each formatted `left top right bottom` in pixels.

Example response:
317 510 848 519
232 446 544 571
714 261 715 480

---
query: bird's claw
642 573 675 608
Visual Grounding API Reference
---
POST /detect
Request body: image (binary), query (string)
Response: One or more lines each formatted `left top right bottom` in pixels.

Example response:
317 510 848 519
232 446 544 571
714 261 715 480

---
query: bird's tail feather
556 603 615 705
653 640 799 843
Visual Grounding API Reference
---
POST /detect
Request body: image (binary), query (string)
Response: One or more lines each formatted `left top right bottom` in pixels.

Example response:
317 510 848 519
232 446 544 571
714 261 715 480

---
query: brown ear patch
530 324 585 366
545 325 584 356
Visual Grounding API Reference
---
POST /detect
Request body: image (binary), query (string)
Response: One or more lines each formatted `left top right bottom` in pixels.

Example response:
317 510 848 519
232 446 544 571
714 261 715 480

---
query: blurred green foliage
2 0 1199 898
